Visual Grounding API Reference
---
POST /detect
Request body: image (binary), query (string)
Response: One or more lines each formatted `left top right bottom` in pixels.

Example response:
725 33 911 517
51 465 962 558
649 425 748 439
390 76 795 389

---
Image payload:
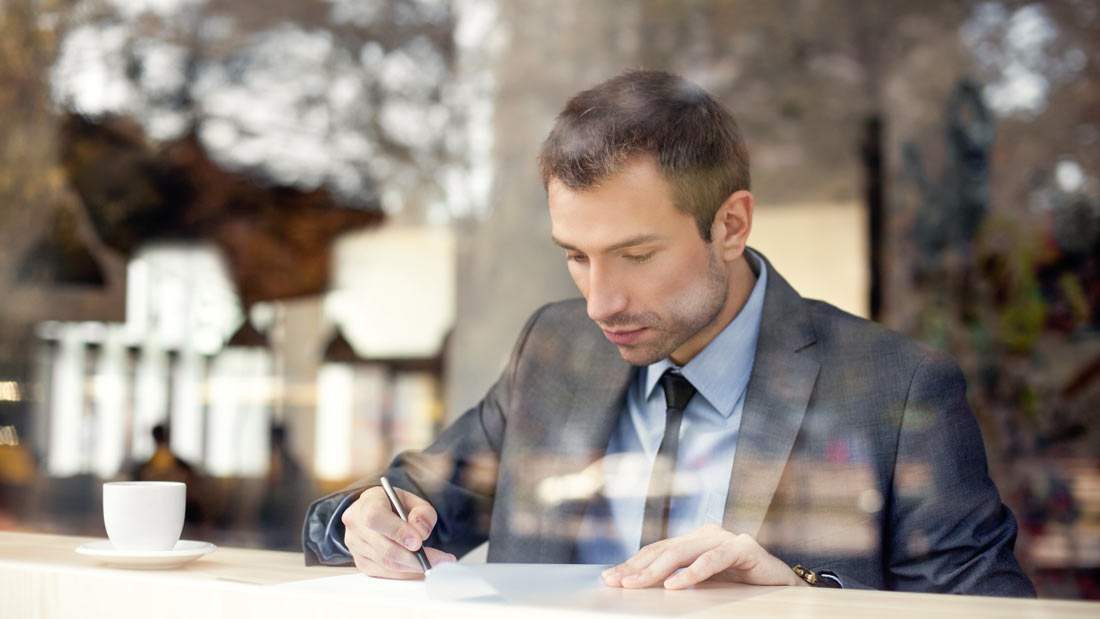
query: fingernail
404 537 419 550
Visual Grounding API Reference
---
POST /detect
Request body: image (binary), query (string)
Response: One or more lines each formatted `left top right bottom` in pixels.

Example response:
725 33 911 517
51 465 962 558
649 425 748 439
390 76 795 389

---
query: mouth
602 327 648 345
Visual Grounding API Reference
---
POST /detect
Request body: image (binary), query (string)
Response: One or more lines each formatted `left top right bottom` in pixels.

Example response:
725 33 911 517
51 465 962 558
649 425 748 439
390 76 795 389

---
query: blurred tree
57 113 383 305
3 0 475 314
48 0 467 222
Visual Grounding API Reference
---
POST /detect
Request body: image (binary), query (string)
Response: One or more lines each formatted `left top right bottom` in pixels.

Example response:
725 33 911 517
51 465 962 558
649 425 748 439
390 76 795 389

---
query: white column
170 350 205 465
91 327 127 478
314 363 353 481
47 326 84 476
131 345 167 461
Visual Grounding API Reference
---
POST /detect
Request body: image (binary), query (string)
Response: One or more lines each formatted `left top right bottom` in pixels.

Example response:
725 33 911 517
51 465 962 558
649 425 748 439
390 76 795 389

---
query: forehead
547 158 692 247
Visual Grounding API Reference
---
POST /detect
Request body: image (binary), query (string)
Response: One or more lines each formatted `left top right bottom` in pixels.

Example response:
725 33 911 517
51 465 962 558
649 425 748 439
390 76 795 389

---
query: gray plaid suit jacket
303 252 1034 596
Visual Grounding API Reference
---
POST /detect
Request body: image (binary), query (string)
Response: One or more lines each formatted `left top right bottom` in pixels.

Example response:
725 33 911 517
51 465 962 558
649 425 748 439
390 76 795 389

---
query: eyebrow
550 233 667 254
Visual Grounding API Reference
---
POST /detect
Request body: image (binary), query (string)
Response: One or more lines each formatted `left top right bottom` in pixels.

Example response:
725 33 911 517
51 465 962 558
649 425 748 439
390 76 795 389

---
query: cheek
653 253 712 299
652 259 692 291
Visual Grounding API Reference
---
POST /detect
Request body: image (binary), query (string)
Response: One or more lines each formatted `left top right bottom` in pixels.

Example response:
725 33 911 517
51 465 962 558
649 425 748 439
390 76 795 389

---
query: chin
615 345 665 367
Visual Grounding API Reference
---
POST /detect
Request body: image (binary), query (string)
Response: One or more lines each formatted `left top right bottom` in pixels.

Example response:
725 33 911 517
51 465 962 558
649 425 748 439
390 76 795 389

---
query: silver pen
379 476 432 573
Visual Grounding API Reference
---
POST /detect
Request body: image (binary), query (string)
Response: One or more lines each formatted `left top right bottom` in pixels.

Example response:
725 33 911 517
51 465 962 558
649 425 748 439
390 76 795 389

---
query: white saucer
76 540 217 569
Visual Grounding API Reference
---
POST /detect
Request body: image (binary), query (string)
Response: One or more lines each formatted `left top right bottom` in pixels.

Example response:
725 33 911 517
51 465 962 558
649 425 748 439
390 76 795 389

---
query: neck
669 253 757 366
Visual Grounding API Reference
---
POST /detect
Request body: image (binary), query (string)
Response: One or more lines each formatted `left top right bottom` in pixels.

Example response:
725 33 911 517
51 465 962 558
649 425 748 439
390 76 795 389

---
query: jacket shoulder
803 299 944 376
530 298 588 325
515 298 623 374
520 299 598 342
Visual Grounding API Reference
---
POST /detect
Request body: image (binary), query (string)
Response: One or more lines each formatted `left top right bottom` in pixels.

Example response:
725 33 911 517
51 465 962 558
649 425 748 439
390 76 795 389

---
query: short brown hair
538 70 750 241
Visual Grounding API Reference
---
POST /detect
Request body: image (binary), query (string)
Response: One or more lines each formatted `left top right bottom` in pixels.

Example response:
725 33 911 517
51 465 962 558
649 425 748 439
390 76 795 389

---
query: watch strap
792 564 843 588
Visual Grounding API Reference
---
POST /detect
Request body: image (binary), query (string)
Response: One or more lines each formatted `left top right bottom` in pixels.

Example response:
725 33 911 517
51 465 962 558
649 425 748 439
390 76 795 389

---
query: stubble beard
613 251 729 366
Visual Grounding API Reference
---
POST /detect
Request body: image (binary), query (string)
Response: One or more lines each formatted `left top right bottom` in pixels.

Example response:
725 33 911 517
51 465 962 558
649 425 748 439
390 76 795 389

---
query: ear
709 190 754 262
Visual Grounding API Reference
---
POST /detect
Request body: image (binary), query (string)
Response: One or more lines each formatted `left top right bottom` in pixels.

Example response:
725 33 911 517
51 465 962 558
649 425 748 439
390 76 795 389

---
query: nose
585 264 628 323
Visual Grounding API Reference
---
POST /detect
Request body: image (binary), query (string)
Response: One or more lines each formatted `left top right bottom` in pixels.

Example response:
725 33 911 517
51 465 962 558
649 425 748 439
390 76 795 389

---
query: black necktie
639 370 697 548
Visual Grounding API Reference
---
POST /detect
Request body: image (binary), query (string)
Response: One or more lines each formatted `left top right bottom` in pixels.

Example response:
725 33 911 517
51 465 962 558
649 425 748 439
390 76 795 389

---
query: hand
341 485 457 578
601 523 807 590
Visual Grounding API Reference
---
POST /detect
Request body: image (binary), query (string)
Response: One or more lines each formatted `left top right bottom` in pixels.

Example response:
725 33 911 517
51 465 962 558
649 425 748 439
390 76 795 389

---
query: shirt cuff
321 491 363 559
817 570 843 588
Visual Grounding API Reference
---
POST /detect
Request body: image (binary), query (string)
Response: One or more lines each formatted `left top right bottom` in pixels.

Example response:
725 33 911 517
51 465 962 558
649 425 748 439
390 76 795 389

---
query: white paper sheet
277 572 427 600
279 563 610 604
426 563 609 602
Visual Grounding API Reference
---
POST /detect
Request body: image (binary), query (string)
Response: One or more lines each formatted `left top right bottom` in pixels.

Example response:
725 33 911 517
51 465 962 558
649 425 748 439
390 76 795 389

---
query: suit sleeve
302 306 547 565
885 349 1035 596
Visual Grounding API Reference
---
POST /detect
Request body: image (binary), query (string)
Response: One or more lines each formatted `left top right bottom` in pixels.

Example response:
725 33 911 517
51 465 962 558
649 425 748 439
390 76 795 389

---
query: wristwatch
792 565 843 588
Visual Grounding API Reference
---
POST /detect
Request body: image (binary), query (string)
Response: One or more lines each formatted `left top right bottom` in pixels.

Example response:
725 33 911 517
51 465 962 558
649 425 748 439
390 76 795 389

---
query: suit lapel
534 333 633 563
724 254 819 538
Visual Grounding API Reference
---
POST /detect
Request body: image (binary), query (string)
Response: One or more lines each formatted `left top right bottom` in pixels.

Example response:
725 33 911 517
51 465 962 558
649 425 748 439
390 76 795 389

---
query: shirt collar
643 249 768 417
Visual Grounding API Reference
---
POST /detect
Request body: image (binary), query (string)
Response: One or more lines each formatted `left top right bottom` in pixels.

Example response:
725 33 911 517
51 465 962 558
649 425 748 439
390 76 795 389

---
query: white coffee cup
103 481 186 551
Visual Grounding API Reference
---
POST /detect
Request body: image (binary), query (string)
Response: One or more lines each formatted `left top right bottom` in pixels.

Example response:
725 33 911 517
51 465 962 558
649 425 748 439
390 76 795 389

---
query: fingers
345 526 419 572
355 553 424 580
342 485 449 578
604 524 773 590
402 490 439 540
609 526 798 589
602 539 668 586
353 546 454 579
351 487 423 551
423 546 458 569
346 528 456 578
619 533 719 589
663 547 733 589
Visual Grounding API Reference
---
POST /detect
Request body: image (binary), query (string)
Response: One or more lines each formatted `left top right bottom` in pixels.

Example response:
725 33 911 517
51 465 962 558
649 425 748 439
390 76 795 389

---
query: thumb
401 494 437 539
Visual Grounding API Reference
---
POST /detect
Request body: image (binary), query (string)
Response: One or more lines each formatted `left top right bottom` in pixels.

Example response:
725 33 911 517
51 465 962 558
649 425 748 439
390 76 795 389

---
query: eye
567 253 588 264
625 251 654 264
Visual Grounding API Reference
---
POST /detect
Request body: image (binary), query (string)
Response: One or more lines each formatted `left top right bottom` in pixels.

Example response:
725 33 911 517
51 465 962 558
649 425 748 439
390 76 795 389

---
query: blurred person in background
133 424 197 485
260 424 313 550
132 424 205 536
0 428 37 527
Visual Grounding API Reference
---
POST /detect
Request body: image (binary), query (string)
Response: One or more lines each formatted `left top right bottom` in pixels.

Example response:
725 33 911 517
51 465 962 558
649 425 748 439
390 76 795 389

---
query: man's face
548 157 731 366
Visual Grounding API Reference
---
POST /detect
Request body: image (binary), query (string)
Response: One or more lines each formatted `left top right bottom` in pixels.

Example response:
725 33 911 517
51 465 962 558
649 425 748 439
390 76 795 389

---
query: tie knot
659 371 696 412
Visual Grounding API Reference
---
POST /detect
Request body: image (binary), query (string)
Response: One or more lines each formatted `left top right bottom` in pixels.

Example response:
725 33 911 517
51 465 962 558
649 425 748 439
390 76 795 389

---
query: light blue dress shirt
575 251 767 564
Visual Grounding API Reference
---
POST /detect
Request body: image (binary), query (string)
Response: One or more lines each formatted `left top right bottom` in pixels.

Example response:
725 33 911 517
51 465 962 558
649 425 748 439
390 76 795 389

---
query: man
304 70 1034 596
